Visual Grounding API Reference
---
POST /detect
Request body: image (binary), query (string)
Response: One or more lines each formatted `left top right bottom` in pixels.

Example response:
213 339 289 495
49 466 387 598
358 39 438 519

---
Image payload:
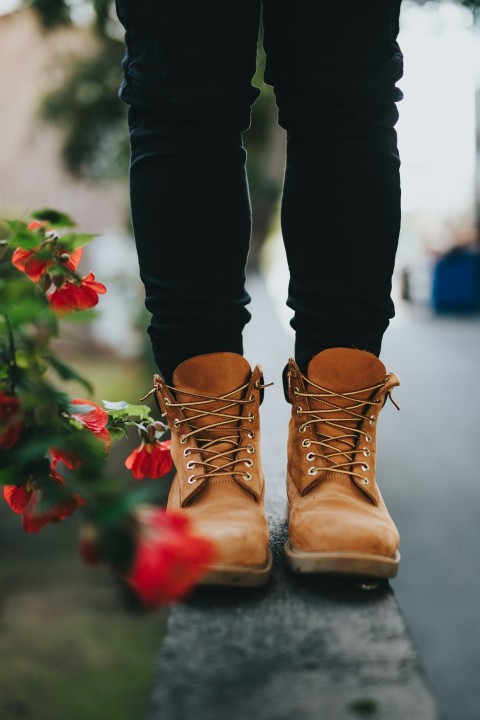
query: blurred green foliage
41 38 129 179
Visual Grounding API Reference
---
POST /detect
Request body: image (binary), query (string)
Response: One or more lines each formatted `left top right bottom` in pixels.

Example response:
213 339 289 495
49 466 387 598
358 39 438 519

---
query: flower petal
3 484 32 514
21 469 84 534
82 272 106 295
125 508 216 606
11 247 49 282
71 398 108 433
125 441 173 480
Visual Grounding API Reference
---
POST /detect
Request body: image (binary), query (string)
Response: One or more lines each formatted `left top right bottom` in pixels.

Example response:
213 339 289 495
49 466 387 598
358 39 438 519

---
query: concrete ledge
147 274 442 720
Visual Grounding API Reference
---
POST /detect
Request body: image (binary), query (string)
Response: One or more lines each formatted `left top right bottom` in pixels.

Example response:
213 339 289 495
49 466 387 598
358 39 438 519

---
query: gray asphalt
377 305 480 720
148 273 445 720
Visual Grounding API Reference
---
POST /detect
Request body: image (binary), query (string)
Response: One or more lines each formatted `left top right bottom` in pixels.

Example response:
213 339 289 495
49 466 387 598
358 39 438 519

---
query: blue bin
431 249 480 312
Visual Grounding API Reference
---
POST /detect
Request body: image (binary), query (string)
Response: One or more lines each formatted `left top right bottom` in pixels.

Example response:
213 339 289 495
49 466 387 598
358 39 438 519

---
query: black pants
115 0 404 383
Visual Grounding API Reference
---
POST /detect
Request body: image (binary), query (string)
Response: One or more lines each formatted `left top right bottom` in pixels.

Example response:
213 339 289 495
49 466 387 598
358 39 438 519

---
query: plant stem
1 312 17 394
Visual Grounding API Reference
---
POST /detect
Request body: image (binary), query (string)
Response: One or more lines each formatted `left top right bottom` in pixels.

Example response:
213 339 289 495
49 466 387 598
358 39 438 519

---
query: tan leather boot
153 352 272 587
284 348 401 578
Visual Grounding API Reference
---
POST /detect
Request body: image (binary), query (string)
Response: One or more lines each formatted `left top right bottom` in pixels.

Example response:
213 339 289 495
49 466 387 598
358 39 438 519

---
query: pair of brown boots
154 347 400 587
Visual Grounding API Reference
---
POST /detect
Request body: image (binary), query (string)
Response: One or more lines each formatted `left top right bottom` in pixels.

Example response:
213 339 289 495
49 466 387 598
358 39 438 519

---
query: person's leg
115 1 272 585
115 0 261 384
262 0 404 578
263 0 403 371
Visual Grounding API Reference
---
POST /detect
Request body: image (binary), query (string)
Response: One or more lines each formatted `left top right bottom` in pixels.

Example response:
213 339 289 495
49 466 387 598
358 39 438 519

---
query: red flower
48 272 106 314
50 397 111 468
2 466 84 533
125 439 173 480
27 220 48 231
12 246 83 283
49 447 82 470
125 506 216 606
0 392 22 450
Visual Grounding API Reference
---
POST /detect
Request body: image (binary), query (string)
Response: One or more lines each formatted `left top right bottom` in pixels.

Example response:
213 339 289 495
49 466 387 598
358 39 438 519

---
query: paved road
252 270 480 720
378 305 480 720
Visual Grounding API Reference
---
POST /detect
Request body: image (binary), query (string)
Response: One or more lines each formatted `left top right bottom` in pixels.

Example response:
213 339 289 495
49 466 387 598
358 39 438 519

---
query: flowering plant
0 210 215 607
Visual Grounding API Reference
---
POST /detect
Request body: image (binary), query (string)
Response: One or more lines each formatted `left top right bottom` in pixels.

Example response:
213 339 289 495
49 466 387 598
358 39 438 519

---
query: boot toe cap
195 518 270 568
289 506 399 558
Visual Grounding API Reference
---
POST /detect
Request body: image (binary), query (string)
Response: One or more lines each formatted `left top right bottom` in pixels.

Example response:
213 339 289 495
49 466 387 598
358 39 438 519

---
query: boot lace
161 380 272 485
293 374 399 486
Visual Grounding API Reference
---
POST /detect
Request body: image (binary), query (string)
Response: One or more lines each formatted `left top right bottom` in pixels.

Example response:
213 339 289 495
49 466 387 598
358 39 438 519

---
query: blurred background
0 1 479 719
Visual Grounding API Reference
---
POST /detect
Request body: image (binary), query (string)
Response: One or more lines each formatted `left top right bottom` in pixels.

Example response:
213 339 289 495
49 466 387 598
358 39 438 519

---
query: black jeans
115 0 404 383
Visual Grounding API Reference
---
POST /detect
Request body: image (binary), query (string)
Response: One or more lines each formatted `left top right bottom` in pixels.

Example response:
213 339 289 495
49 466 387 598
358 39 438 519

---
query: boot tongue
307 348 386 394
305 348 387 462
172 352 252 440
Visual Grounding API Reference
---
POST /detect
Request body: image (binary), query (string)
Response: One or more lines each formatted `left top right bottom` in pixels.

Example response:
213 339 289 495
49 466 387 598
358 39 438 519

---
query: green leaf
31 209 77 228
103 400 128 410
58 233 98 250
104 402 153 423
46 354 94 394
7 227 43 250
0 465 24 485
108 426 127 441
5 220 27 233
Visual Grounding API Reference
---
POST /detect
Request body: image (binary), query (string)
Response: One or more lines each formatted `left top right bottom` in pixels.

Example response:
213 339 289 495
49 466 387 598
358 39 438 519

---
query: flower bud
52 274 66 288
0 239 9 262
147 423 156 442
38 272 52 292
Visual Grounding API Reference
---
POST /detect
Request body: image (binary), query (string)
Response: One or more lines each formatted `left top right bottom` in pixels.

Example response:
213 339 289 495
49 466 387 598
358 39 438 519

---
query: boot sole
284 540 400 579
198 550 273 588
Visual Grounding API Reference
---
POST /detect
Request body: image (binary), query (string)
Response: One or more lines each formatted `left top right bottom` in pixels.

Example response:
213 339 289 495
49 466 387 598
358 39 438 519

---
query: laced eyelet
173 418 181 427
248 430 255 439
247 445 255 454
249 395 255 402
180 435 186 444
365 434 371 443
369 415 375 425
296 405 303 416
244 472 252 481
308 467 318 476
302 439 311 448
306 452 315 462
183 448 190 457
186 460 195 470
376 397 382 404
254 380 260 389
361 477 370 485
248 414 255 422
244 459 253 468
164 398 170 406
363 448 370 457
299 425 306 434
187 475 196 484
361 463 369 472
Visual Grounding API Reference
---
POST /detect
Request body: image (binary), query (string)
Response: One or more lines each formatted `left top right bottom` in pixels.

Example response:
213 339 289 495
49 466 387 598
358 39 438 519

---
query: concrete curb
147 273 442 720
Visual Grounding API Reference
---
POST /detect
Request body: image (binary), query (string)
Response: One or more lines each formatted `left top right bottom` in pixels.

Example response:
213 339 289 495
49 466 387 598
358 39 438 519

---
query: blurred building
0 7 129 231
